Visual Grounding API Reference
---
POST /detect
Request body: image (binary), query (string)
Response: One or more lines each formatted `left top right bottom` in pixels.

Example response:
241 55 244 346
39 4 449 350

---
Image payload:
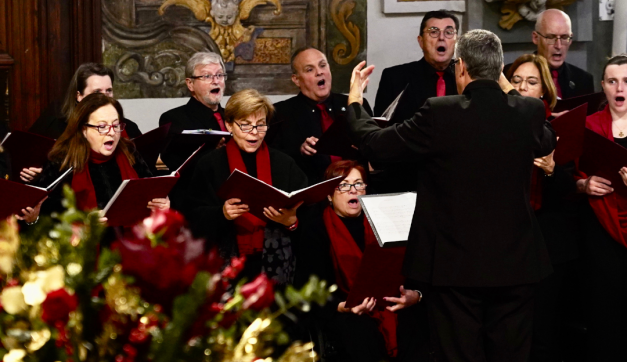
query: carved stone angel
158 0 282 63
485 0 575 30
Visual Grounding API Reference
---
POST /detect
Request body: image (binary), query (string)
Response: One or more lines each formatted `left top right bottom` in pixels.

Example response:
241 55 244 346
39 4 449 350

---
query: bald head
535 9 571 32
533 9 573 69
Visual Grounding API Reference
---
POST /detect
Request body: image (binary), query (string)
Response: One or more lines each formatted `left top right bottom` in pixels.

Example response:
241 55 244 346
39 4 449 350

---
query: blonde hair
224 89 275 124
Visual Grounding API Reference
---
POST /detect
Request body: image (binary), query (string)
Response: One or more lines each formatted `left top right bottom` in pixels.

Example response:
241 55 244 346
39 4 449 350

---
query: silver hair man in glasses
531 9 593 99
159 51 229 210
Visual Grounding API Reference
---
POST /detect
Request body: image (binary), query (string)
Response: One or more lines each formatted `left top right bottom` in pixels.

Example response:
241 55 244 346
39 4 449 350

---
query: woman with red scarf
184 89 307 284
294 161 422 362
508 54 583 362
576 54 627 361
32 93 168 230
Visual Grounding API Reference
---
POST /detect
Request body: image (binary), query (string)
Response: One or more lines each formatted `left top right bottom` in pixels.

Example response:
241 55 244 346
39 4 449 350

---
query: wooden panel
0 0 103 131
5 0 42 131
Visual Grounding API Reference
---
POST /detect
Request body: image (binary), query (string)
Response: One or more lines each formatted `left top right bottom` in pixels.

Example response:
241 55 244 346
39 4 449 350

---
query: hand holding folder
345 244 406 310
312 119 360 159
0 168 72 220
217 170 342 221
578 129 627 197
101 145 205 226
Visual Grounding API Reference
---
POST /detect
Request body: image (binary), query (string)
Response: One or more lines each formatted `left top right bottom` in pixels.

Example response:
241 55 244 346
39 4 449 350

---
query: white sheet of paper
359 192 416 244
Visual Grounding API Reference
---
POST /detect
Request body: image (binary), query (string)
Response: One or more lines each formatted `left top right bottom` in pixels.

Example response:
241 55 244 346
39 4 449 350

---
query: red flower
221 256 246 279
113 210 215 310
41 289 78 325
240 274 274 311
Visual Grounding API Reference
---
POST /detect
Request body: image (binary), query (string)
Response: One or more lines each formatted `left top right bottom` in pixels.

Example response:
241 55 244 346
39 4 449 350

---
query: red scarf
529 100 554 211
577 105 627 248
225 139 272 255
322 206 398 357
72 150 138 211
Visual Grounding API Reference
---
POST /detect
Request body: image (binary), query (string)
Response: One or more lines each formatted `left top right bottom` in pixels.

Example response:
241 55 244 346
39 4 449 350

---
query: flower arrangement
0 187 335 362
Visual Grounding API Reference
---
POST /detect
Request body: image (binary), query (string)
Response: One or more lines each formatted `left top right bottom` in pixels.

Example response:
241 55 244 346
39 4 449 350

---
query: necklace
614 122 627 138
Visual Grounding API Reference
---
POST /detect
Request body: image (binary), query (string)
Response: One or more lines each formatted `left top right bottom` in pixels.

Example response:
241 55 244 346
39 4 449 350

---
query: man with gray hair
346 29 556 361
159 51 228 209
505 9 594 99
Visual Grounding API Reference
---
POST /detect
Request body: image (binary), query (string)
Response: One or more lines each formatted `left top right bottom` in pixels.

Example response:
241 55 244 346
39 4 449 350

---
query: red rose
41 288 78 325
240 274 274 311
132 209 186 242
221 256 246 279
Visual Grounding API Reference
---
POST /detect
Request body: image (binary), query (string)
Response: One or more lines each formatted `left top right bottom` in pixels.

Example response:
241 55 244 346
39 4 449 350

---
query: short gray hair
455 29 503 82
185 52 226 78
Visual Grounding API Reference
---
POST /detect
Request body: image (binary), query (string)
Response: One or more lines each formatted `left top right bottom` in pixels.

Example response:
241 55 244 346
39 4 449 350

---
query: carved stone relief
102 0 367 98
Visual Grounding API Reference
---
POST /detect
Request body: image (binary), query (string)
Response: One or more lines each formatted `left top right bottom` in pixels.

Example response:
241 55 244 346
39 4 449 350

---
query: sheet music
359 192 416 245
372 85 407 122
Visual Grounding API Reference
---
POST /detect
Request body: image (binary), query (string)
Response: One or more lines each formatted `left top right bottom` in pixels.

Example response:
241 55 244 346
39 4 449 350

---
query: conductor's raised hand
337 297 376 315
348 61 375 105
223 198 249 220
263 201 303 227
383 286 421 312
579 175 613 196
300 136 318 156
498 72 515 94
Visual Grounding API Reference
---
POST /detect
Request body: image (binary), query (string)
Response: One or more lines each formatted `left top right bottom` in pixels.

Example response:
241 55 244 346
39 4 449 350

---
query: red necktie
551 70 563 98
316 103 342 162
213 112 227 132
436 71 446 97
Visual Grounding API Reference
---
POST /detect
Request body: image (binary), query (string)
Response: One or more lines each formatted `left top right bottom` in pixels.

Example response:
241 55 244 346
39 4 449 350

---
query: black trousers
530 259 581 362
427 284 535 362
582 207 627 361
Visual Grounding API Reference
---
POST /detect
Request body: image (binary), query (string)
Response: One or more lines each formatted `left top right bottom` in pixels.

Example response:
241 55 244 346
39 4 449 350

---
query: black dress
183 146 307 284
295 203 429 362
581 135 627 362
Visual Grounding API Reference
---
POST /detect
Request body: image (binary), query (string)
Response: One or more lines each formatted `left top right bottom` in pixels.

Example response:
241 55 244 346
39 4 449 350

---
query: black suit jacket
158 96 225 211
374 58 457 121
347 79 556 287
267 92 372 186
555 62 595 99
158 96 224 170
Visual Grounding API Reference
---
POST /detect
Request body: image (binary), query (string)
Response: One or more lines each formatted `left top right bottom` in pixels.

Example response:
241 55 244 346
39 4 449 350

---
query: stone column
612 0 627 55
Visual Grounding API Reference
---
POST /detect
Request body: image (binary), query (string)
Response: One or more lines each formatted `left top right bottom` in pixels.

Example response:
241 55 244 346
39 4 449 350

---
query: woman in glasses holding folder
508 54 583 361
30 93 169 228
184 89 307 285
575 54 627 361
294 160 421 362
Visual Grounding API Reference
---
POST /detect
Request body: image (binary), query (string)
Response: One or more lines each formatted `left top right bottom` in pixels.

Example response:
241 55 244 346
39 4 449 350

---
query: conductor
345 30 556 362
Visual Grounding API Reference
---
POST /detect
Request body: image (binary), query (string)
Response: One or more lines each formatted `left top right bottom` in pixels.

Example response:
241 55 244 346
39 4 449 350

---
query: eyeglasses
234 122 268 133
337 182 367 192
450 58 460 67
425 27 457 39
511 76 541 87
189 73 228 82
84 123 126 134
535 32 573 45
